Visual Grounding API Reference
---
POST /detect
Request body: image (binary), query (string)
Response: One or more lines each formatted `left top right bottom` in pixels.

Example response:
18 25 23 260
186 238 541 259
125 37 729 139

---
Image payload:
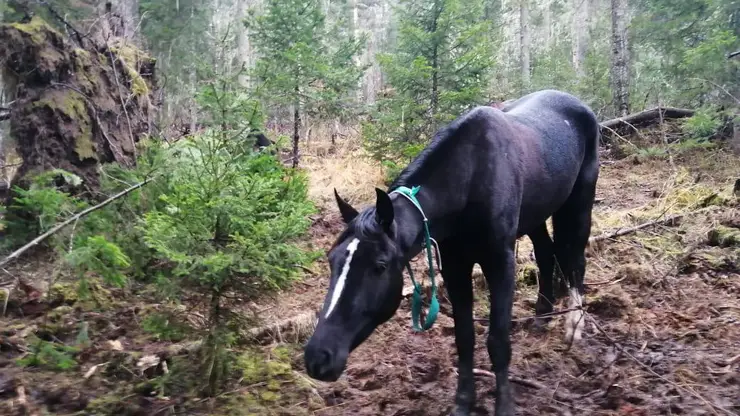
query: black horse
247 130 275 153
304 89 600 415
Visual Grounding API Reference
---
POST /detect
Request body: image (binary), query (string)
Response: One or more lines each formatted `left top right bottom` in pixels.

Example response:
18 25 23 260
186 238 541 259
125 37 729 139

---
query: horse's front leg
480 242 516 416
440 242 476 416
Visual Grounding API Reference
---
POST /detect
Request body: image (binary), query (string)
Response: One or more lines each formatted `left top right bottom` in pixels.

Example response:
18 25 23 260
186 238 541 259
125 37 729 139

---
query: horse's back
483 90 600 233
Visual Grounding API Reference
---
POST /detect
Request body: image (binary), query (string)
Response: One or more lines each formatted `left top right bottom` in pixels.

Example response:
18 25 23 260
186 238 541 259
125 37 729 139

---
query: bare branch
0 177 155 269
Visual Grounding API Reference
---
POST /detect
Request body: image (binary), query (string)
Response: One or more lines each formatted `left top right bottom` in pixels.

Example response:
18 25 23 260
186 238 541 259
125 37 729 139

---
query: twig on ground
714 354 740 367
585 276 627 287
0 177 155 269
589 206 717 243
471 368 579 402
473 307 583 323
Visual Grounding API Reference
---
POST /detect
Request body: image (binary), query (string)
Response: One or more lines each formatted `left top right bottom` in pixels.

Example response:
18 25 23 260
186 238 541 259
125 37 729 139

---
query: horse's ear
334 188 358 223
374 188 394 231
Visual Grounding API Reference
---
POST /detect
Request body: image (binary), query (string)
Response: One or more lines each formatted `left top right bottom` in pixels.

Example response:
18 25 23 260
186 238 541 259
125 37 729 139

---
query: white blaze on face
325 238 361 318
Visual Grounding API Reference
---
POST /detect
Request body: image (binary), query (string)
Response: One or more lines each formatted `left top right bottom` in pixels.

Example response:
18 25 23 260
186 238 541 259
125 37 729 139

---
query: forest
0 0 738 414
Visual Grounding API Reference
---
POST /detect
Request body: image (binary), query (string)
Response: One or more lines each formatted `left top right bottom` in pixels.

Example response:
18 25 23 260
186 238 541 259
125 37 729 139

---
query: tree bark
430 0 442 117
543 0 552 49
610 0 630 116
98 0 140 42
572 0 589 78
293 86 301 169
236 0 253 87
520 0 531 90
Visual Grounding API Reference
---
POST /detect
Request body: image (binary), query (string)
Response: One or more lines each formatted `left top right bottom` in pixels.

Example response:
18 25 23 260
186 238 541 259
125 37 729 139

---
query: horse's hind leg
527 223 556 319
553 175 597 343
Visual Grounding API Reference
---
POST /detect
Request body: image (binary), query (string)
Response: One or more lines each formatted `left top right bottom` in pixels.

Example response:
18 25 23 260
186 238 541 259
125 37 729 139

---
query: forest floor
1 139 738 416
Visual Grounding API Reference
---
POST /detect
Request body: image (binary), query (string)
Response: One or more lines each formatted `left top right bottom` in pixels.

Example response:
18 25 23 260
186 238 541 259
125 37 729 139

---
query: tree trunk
543 0 552 49
98 0 140 42
610 0 630 116
572 0 589 78
430 0 442 117
520 0 531 91
236 0 253 87
292 86 301 169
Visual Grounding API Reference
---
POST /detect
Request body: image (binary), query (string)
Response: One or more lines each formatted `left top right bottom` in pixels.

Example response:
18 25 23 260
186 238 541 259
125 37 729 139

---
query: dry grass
300 133 385 211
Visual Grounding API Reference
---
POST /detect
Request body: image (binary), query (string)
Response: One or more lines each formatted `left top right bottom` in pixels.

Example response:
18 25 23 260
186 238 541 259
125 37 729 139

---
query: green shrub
17 337 78 371
682 109 722 139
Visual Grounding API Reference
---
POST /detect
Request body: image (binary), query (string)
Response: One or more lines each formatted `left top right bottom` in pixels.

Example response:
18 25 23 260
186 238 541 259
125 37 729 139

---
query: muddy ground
0 146 738 415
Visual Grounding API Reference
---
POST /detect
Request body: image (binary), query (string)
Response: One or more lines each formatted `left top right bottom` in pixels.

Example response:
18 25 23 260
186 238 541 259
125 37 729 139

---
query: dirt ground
0 146 738 415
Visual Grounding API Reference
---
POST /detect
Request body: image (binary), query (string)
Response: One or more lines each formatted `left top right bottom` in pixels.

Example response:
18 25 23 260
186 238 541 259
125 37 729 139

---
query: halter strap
389 185 441 332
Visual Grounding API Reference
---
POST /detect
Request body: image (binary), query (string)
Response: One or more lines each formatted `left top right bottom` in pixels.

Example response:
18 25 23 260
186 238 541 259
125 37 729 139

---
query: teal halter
390 185 441 332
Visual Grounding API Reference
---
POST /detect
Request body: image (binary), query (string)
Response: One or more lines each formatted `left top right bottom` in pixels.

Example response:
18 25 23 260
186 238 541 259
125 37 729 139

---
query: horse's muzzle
304 343 345 382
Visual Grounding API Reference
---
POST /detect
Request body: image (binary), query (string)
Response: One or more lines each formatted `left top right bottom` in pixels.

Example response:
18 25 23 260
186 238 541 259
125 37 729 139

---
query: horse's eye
375 262 387 273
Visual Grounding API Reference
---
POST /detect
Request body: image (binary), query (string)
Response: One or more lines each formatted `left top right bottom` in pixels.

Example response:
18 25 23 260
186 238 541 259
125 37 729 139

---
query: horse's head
304 188 406 382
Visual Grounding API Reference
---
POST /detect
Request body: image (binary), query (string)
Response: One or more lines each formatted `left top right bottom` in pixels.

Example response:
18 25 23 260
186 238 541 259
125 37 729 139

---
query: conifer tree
362 0 495 172
249 0 364 167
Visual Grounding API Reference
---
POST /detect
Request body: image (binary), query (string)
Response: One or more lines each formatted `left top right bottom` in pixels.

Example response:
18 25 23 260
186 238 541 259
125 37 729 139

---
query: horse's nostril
305 345 337 380
319 348 333 364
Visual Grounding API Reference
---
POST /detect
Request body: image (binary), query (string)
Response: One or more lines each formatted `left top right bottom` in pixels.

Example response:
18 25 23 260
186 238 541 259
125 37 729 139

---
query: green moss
707 225 740 247
48 305 74 322
33 91 96 161
49 282 80 305
48 280 114 311
109 43 151 97
267 379 282 391
10 16 61 44
259 391 280 402
517 263 539 287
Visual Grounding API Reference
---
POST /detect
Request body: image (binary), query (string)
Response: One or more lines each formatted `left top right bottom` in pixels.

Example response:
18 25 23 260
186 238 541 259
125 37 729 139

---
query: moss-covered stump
0 16 157 193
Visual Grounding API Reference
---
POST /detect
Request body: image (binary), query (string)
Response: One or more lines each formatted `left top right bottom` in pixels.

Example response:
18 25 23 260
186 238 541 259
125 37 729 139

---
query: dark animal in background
247 130 275 154
303 89 600 415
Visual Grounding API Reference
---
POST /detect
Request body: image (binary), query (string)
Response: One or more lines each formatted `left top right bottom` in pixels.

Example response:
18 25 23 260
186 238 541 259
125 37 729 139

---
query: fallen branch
471 368 578 402
599 107 695 135
729 51 740 59
589 206 716 243
0 177 155 269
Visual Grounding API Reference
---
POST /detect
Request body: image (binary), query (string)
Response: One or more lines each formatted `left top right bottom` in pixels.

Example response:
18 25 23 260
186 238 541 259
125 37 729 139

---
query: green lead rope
390 185 441 332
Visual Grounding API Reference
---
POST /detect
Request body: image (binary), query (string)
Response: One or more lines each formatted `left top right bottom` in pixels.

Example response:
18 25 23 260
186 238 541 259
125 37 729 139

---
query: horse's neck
391 187 455 263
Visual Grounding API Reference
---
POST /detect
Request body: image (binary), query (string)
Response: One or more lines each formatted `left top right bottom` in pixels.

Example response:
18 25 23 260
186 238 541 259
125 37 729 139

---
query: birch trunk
610 0 630 116
572 0 589 78
520 0 531 90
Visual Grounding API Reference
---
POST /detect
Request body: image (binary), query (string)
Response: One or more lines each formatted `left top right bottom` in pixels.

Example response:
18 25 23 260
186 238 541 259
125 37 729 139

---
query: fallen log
599 107 695 136
729 50 740 59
